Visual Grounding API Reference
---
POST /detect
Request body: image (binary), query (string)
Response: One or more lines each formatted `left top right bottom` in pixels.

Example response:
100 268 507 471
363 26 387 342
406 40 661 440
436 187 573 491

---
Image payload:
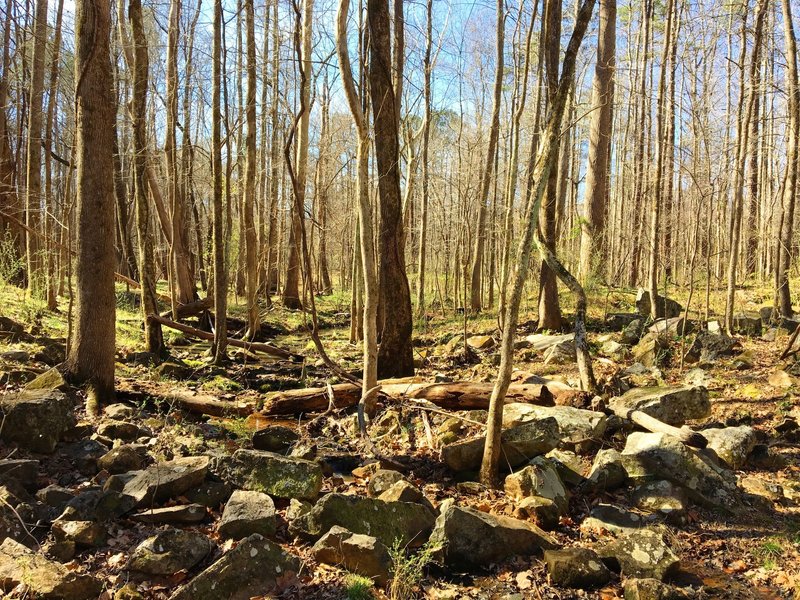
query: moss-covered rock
129 529 213 575
213 449 322 500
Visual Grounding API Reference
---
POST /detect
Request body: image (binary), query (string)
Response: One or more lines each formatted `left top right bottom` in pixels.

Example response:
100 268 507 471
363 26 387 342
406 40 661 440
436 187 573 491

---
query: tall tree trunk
211 0 227 362
481 0 595 486
338 0 378 417
129 0 163 355
66 0 116 412
777 0 799 316
282 0 313 309
469 0 504 313
24 0 48 297
415 0 433 318
369 0 414 378
579 0 615 283
266 0 280 297
243 0 259 337
536 0 563 331
316 75 333 295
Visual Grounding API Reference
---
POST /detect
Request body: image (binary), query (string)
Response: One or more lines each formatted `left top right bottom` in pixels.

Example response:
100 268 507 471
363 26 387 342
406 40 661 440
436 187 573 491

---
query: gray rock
0 459 39 489
739 476 784 502
622 432 740 510
504 457 569 513
169 534 300 600
683 368 712 387
122 456 209 508
0 537 101 599
606 313 642 331
632 480 688 523
429 499 557 569
632 333 671 368
129 529 213 576
524 333 574 351
290 493 435 548
596 529 679 580
635 289 683 319
623 578 695 600
581 504 654 536
701 426 757 469
62 439 110 475
367 469 405 497
543 340 577 365
513 496 560 530
285 498 312 522
648 317 693 337
103 403 136 420
60 488 134 522
213 449 322 500
583 449 628 493
97 445 145 474
378 480 428 507
185 479 232 508
97 420 149 441
467 335 495 350
609 386 710 425
52 519 107 547
252 426 299 453
441 417 560 472
732 313 762 337
0 389 76 453
218 490 276 539
622 319 646 345
131 504 207 524
543 547 612 589
312 525 393 585
36 485 74 510
502 404 607 449
684 331 739 364
545 449 589 487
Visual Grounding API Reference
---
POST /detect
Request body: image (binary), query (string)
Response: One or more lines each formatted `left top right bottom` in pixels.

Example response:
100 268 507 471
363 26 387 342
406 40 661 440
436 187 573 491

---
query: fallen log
160 297 214 320
116 383 255 418
262 380 555 416
150 314 302 361
613 407 708 448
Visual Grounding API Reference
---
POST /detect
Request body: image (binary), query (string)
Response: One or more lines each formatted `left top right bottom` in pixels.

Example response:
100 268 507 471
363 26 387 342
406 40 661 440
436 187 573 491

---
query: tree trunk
211 0 227 362
243 0 259 337
480 0 595 486
369 0 414 378
579 0 615 283
469 0 504 313
415 0 433 318
66 0 116 412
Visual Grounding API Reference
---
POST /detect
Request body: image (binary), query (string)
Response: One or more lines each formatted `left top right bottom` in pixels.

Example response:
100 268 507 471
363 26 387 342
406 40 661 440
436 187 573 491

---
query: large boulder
312 526 393 585
502 404 607 448
732 313 762 337
212 449 322 500
684 331 739 364
441 417 560 472
290 493 435 548
429 499 557 569
701 426 757 470
609 386 710 425
543 547 612 590
128 529 213 575
596 529 679 581
635 289 683 319
0 538 101 599
622 432 740 510
122 456 209 508
218 490 276 539
632 333 671 368
648 317 693 337
0 389 75 453
169 534 300 600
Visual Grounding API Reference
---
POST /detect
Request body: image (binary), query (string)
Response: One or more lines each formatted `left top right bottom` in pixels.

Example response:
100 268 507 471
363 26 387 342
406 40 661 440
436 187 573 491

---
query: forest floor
0 281 799 599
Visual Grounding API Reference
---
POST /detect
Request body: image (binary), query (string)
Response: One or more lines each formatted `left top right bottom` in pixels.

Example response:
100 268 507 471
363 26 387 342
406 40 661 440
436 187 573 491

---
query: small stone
0 459 39 489
378 480 426 505
609 386 710 426
467 335 495 351
218 490 276 539
702 426 757 469
632 480 688 524
583 449 628 493
544 547 612 589
312 525 393 585
581 504 653 536
513 496 560 530
52 519 107 547
104 403 136 420
252 426 299 453
122 456 209 508
97 420 149 441
739 476 784 502
504 457 568 513
37 485 75 510
596 529 679 580
129 529 213 575
285 498 312 522
63 439 110 475
185 479 232 508
543 340 577 365
97 445 145 474
367 469 405 497
131 504 207 524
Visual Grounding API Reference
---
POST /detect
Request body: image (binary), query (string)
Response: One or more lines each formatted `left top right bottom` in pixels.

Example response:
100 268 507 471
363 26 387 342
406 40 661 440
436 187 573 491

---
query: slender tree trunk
469 0 504 313
243 0 259 337
129 0 163 355
579 0 615 283
25 0 48 297
777 0 799 316
66 0 116 412
415 0 433 318
481 0 595 486
211 0 227 362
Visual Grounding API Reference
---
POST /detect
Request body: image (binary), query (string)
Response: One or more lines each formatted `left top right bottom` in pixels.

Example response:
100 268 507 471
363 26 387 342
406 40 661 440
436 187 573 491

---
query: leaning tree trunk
369 0 414 378
66 0 117 413
480 0 596 487
468 0 504 313
129 0 163 356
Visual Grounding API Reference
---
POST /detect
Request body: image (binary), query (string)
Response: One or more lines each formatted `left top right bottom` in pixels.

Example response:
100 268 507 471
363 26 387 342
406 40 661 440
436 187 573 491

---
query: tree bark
66 0 117 411
369 0 414 378
243 0 259 337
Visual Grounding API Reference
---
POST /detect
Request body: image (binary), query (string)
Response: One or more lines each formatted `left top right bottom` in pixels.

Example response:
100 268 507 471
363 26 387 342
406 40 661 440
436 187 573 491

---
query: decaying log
160 297 214 320
150 314 301 361
262 380 555 416
116 383 255 417
615 408 708 448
